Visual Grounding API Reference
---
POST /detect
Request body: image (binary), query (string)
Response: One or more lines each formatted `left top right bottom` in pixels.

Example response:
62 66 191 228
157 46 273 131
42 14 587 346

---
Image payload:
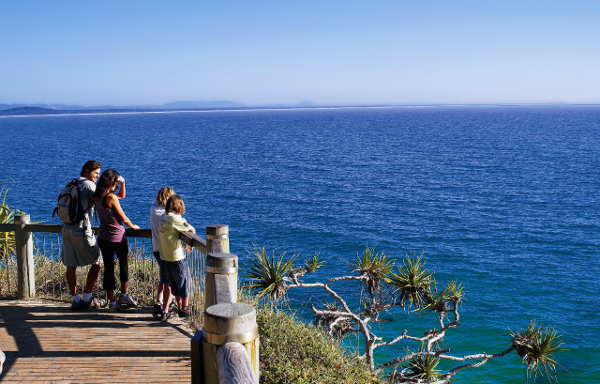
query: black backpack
53 179 87 225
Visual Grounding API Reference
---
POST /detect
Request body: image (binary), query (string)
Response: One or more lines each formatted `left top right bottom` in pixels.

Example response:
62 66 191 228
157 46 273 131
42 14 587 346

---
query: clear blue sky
1 1 599 106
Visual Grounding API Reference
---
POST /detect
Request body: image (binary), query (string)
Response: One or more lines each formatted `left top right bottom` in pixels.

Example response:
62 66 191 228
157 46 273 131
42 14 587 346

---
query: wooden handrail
179 231 209 254
1 223 153 239
1 222 209 255
0 224 14 232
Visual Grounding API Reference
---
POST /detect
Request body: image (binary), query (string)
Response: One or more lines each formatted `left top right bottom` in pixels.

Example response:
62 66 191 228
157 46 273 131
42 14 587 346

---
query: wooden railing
0 215 259 384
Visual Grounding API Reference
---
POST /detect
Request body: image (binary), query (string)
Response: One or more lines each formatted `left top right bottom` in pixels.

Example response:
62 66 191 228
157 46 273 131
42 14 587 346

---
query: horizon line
2 103 600 119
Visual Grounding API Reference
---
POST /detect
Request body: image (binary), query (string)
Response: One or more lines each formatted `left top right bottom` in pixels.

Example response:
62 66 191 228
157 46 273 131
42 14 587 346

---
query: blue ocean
1 106 598 383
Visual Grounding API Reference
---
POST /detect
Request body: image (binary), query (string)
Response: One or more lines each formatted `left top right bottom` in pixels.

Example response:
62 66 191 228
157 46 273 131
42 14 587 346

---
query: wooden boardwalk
0 300 192 383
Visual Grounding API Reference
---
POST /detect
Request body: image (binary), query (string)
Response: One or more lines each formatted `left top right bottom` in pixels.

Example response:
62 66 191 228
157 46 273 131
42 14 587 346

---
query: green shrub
257 305 382 384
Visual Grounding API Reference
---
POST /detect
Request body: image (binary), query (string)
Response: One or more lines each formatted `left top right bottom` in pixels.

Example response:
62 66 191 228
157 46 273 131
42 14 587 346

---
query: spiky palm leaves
355 247 393 295
0 188 23 259
400 354 441 383
246 248 294 300
510 321 564 380
390 255 434 309
304 253 325 273
246 248 324 299
416 280 464 313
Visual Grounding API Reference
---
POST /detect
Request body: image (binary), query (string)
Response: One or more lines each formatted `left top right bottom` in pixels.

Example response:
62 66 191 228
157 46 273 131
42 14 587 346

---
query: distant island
0 100 248 115
0 106 62 115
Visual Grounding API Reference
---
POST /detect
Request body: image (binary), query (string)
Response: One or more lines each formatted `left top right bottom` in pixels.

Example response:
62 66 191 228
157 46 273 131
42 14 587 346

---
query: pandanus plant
0 188 23 260
245 246 564 383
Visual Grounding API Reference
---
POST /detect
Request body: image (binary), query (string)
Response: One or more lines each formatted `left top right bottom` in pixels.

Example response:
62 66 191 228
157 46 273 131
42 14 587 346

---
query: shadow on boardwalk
0 300 192 383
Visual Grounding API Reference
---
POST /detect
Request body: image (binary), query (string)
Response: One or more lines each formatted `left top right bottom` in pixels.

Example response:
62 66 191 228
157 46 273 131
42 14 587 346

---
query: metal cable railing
0 219 209 314
0 247 17 298
186 245 207 328
33 232 68 301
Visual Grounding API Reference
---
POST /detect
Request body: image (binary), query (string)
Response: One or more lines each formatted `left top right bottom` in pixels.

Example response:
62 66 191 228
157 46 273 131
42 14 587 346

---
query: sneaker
160 310 172 323
177 306 191 319
70 298 83 311
108 301 120 312
79 298 92 311
118 294 138 308
90 297 107 309
153 303 163 320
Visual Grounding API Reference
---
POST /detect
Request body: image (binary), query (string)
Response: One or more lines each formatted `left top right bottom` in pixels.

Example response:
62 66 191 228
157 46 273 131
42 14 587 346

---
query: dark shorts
162 259 191 298
153 251 169 285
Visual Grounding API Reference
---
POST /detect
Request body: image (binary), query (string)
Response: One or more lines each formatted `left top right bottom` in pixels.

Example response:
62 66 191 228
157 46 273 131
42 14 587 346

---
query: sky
1 1 599 106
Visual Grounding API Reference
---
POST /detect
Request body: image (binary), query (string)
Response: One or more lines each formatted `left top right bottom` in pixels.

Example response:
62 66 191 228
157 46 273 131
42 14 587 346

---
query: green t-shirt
158 213 195 262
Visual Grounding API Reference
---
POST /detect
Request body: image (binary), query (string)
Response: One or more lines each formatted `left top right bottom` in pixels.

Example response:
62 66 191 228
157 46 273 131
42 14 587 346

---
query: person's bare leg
155 282 164 303
107 289 115 303
161 285 172 312
84 263 101 293
66 266 77 296
120 281 128 294
181 297 189 307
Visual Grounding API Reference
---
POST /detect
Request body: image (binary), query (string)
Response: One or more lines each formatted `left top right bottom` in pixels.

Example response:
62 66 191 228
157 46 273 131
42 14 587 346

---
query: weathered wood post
206 224 229 253
191 330 204 384
0 349 5 375
204 252 238 311
14 214 34 299
203 303 259 384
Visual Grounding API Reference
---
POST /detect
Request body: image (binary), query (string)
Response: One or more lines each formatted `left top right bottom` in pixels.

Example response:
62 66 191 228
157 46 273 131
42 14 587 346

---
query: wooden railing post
14 214 34 299
191 330 204 384
206 225 229 253
204 252 238 311
203 303 259 384
0 349 5 375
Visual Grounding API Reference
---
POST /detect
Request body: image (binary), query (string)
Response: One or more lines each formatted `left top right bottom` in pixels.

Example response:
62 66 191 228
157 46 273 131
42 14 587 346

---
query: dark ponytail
93 169 120 199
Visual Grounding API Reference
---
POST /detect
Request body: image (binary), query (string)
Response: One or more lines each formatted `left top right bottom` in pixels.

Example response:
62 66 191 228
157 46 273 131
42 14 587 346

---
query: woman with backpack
93 169 140 311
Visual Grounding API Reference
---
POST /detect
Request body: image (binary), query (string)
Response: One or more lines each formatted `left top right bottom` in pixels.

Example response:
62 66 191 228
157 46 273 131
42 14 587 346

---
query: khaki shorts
61 227 102 267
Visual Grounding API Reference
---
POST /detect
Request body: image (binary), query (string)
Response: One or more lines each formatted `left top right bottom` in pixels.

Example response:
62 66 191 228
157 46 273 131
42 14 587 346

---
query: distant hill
0 100 244 112
0 106 60 115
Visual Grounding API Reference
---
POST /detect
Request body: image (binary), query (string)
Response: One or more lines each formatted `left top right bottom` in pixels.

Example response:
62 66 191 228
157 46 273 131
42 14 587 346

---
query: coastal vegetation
0 191 563 383
257 305 382 384
246 247 564 383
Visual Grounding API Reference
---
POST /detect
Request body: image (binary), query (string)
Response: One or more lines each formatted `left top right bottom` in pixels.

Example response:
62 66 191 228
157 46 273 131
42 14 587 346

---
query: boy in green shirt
158 195 195 321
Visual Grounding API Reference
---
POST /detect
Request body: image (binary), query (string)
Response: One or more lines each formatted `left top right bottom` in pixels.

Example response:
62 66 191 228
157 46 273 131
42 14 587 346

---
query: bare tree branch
439 347 515 380
376 349 450 373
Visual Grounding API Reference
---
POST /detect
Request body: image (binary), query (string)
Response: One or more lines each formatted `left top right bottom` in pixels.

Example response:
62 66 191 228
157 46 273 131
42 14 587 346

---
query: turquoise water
1 106 598 383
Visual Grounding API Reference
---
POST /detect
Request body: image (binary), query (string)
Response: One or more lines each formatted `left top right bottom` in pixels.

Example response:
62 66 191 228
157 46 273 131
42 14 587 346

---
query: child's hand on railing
130 224 140 230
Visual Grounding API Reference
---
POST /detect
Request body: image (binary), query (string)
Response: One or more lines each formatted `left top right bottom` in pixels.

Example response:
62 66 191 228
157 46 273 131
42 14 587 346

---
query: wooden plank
0 300 192 383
